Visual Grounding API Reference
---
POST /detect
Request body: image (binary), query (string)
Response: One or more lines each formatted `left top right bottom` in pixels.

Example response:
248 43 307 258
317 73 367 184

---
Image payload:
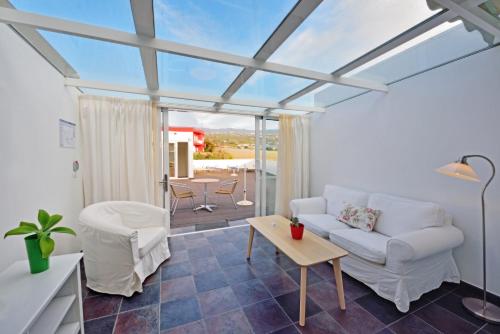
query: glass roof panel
232 72 314 102
81 88 149 100
269 109 308 116
11 0 134 32
157 52 242 96
221 104 265 112
153 0 297 56
40 31 146 86
315 21 491 107
160 97 214 107
348 21 490 84
269 0 439 72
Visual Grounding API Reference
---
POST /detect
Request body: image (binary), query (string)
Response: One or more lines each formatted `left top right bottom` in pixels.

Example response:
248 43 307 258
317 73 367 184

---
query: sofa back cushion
368 193 445 236
323 185 369 217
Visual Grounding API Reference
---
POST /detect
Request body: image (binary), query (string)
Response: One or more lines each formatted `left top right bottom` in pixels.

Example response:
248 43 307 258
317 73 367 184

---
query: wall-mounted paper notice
59 119 76 148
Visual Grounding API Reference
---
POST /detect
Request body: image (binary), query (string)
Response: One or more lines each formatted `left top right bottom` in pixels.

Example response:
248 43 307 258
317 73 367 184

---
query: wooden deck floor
169 169 256 231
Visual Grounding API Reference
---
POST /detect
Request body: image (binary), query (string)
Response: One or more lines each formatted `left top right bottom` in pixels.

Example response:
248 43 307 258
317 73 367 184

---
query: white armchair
79 201 170 296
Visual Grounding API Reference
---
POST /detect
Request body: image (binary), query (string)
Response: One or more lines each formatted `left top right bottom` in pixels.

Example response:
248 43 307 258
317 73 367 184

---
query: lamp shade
436 162 481 182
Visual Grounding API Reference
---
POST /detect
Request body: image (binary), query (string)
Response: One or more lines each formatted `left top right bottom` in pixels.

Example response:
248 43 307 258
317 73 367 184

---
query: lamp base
463 297 500 324
237 200 253 206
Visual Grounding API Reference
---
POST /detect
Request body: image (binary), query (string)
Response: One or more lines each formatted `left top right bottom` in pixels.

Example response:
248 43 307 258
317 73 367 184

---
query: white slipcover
290 185 464 312
79 201 170 296
323 185 369 217
298 214 350 238
329 229 389 265
368 193 445 237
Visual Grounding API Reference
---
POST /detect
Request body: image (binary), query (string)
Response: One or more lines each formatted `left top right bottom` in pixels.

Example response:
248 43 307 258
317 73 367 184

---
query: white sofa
79 201 170 296
290 185 464 312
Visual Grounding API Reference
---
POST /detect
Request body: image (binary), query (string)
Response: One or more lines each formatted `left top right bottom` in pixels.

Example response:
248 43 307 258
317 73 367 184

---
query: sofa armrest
387 225 464 262
289 197 326 216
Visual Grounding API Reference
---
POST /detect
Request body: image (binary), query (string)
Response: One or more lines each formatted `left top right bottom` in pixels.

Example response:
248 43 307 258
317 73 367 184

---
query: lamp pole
459 155 499 323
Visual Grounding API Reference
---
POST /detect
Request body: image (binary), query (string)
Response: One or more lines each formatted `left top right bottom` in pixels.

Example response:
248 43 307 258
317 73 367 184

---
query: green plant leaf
39 235 55 258
37 209 50 228
50 227 76 236
20 221 39 231
4 226 38 238
44 214 63 231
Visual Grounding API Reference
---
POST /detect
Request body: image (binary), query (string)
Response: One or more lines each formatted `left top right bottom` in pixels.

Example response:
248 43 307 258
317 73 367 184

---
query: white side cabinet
0 253 84 334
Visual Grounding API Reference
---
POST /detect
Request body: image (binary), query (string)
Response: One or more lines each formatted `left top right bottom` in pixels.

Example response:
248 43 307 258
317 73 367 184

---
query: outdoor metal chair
214 179 239 209
170 182 196 216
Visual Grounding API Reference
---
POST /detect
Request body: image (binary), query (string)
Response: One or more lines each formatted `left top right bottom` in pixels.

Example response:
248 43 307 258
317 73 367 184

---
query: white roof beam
130 0 159 96
214 0 323 109
65 78 325 113
158 103 267 117
432 0 500 41
0 7 387 92
0 0 78 78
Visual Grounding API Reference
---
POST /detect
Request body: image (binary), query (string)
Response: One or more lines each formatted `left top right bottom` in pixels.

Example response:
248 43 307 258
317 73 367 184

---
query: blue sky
11 0 443 116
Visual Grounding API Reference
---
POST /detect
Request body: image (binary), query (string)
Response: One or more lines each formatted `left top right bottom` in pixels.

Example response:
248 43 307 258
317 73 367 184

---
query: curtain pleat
79 95 157 206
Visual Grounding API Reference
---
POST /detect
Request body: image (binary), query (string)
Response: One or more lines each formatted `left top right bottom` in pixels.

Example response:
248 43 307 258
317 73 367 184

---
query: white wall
310 46 500 295
0 25 83 271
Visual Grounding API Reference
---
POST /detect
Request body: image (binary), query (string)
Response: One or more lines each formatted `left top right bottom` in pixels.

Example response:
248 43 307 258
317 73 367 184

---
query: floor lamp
436 154 500 323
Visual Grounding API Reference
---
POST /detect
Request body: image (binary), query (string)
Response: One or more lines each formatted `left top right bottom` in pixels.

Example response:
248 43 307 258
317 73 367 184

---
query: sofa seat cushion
138 227 167 258
298 214 350 238
329 229 389 264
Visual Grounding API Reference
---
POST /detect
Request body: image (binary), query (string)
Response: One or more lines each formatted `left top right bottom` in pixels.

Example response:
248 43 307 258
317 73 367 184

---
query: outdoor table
191 178 219 212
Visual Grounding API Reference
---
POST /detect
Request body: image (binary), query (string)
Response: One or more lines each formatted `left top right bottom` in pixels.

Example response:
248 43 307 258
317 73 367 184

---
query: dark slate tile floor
81 225 500 334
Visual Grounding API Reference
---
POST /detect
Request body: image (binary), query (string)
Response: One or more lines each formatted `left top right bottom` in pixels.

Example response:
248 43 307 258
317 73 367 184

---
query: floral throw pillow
337 203 381 232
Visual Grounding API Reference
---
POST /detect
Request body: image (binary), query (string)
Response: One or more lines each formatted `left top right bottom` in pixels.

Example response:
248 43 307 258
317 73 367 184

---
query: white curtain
275 115 310 217
79 96 161 206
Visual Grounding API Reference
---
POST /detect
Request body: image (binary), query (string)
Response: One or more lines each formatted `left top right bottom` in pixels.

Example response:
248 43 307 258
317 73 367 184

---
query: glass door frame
255 114 278 217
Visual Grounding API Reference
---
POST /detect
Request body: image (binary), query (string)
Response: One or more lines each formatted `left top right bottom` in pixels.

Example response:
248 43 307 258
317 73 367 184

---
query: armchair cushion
323 185 369 217
290 197 326 216
298 214 350 238
368 193 445 237
329 229 389 264
387 225 464 262
138 227 167 258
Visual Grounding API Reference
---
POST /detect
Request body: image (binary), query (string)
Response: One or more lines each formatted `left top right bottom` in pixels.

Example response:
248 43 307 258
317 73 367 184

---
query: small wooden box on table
246 215 348 327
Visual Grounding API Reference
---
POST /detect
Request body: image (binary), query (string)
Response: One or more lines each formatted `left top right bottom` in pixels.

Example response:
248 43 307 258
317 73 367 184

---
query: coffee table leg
332 258 346 310
246 225 255 260
299 266 308 326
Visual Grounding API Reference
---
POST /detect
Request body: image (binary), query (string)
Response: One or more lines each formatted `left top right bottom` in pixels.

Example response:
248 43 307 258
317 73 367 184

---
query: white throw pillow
323 185 369 217
368 193 445 237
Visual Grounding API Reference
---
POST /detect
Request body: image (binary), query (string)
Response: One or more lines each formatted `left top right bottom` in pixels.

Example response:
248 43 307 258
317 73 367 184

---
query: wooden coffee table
246 215 348 326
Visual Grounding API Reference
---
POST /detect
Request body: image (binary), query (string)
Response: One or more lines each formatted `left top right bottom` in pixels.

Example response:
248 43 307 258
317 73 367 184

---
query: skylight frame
0 0 496 115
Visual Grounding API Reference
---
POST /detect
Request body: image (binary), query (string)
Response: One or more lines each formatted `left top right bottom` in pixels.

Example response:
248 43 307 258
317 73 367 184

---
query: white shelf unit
0 253 84 334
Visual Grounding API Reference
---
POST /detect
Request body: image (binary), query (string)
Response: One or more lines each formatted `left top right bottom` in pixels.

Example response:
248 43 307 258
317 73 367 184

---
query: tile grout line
413 301 481 333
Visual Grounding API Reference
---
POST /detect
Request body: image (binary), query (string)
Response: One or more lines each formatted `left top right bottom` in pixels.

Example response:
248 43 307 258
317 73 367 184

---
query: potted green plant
290 216 304 240
4 209 76 274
